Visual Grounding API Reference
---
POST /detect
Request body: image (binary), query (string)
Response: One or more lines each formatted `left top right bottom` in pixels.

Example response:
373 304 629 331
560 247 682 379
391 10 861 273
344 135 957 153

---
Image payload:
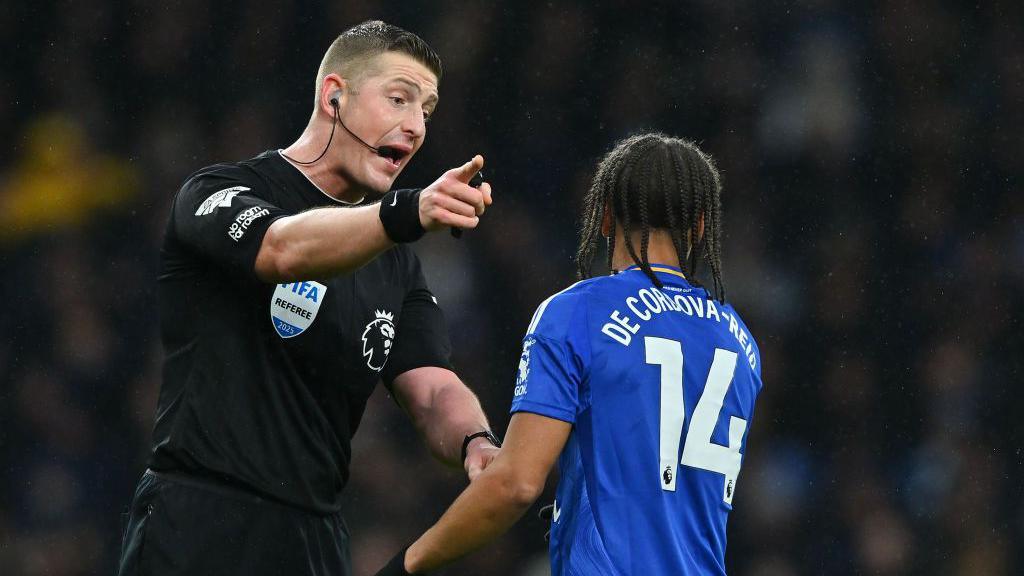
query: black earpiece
280 90 344 166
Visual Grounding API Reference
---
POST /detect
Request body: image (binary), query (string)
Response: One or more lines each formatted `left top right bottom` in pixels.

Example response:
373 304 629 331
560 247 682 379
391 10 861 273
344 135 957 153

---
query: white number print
645 337 747 504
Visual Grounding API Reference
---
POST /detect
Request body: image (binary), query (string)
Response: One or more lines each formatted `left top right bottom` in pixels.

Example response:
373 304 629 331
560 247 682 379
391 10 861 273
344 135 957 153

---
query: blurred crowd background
2 1 1021 575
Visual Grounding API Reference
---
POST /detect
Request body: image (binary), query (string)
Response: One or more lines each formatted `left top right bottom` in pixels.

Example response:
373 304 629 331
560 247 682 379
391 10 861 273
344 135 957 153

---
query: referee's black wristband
379 189 425 243
375 548 417 576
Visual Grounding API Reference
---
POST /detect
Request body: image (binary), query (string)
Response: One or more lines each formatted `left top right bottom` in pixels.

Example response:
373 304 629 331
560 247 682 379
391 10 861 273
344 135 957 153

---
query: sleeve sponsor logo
361 309 396 372
270 281 327 338
195 186 249 216
228 206 270 241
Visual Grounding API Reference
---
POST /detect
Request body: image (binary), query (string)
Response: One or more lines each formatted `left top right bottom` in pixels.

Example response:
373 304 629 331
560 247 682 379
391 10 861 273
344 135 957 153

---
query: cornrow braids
577 142 622 278
616 139 658 283
685 146 704 279
576 135 645 279
698 149 726 301
662 148 687 278
636 148 659 288
665 149 689 276
574 132 726 302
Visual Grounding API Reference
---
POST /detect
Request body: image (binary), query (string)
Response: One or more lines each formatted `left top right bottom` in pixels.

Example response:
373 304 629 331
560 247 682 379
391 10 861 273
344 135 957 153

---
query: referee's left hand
464 438 500 482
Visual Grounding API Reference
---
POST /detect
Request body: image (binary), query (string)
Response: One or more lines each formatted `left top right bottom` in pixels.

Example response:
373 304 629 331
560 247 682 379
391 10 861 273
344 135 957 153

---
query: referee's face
336 52 439 195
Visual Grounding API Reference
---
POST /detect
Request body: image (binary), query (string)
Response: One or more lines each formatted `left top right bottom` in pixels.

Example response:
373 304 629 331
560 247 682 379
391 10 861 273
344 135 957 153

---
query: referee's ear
319 73 347 118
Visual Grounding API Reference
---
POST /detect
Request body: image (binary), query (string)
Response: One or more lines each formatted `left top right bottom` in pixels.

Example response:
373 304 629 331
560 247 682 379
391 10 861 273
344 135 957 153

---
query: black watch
461 430 501 463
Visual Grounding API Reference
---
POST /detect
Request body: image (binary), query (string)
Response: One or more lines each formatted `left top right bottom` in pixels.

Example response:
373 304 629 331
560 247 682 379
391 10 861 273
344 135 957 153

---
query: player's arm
254 156 491 283
379 412 571 575
391 368 499 480
375 293 583 574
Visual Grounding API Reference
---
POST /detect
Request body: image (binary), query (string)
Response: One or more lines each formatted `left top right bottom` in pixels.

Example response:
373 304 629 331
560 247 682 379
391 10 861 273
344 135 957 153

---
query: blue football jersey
510 265 763 575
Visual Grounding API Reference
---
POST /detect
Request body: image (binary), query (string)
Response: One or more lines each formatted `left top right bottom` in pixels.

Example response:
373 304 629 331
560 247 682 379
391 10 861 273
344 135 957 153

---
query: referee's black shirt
151 150 452 514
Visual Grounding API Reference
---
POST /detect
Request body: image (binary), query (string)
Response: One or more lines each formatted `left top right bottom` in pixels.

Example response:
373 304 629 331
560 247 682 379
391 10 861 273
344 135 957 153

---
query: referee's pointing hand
419 155 492 233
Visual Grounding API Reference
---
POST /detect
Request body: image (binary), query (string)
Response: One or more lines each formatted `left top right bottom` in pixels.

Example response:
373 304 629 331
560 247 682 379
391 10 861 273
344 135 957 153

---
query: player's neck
610 229 684 272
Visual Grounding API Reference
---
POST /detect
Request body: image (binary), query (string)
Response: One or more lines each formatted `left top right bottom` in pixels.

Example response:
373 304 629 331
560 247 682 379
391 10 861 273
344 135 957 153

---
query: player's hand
538 502 554 542
418 155 493 233
464 437 500 482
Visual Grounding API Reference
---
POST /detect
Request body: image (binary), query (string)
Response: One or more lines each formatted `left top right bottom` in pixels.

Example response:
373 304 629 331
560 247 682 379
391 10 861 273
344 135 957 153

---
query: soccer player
117 21 503 576
375 133 763 575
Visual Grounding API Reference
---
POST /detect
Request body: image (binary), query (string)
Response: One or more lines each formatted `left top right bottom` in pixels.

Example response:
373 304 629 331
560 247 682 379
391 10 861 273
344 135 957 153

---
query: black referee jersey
150 149 453 513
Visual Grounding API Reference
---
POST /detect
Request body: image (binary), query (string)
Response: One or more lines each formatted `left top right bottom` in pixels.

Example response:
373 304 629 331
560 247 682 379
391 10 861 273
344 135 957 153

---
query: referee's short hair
314 20 442 104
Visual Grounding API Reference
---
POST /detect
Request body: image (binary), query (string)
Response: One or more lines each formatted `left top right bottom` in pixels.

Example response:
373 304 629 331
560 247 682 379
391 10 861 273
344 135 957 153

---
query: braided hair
575 133 725 301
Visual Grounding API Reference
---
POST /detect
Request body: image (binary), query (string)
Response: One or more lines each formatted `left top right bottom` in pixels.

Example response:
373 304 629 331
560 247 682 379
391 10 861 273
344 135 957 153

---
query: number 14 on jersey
645 337 747 504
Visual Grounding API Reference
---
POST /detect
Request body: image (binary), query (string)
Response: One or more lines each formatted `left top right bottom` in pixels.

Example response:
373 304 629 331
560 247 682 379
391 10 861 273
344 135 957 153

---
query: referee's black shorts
117 469 351 576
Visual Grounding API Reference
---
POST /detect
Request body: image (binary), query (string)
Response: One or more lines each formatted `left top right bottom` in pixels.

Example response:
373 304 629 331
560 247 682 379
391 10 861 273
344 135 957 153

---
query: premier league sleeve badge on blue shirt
270 281 327 338
515 336 536 398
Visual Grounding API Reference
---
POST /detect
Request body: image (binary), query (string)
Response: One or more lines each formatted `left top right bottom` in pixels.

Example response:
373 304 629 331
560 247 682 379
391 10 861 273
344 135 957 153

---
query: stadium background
2 2 1021 574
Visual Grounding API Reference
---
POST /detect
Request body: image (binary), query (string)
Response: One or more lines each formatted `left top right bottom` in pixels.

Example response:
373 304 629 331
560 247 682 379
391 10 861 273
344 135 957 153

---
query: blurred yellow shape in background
0 113 139 243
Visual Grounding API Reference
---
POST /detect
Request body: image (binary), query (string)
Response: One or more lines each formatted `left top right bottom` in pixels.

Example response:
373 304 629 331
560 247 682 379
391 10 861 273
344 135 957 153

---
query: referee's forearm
423 380 490 465
393 368 492 466
255 204 394 282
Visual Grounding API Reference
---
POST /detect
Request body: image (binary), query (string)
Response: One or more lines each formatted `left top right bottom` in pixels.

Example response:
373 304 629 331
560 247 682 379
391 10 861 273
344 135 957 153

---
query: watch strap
461 430 501 463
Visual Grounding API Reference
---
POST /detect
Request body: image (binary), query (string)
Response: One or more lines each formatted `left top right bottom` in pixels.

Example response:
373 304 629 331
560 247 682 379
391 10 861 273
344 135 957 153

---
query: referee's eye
389 96 407 107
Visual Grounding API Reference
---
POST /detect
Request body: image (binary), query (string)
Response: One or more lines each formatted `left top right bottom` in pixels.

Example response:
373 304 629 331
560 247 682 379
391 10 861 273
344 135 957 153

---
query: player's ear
600 203 613 237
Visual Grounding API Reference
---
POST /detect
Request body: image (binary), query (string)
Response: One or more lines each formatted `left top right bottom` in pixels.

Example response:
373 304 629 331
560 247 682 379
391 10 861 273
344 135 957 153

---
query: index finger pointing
451 154 484 184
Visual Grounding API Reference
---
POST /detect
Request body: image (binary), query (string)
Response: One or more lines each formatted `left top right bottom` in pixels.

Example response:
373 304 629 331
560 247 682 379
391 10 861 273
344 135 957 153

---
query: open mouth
376 145 409 168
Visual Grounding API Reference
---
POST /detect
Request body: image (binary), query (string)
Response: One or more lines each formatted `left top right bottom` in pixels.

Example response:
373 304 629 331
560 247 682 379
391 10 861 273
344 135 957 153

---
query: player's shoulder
525 276 607 339
717 299 762 375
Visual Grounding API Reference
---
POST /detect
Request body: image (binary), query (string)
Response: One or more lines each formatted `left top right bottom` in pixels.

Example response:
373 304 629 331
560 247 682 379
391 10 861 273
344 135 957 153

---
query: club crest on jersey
270 281 327 338
515 337 535 397
361 309 396 372
196 186 249 216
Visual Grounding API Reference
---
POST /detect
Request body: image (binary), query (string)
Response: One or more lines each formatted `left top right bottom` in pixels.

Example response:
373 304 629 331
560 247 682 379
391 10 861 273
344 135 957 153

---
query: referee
118 21 500 576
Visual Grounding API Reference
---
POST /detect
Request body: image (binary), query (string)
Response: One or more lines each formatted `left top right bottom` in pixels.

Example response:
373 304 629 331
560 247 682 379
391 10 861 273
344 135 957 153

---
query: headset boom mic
338 116 379 154
282 97 386 165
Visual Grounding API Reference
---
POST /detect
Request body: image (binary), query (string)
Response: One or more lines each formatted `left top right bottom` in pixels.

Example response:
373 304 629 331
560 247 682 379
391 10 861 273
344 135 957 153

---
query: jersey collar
621 263 688 281
272 150 365 207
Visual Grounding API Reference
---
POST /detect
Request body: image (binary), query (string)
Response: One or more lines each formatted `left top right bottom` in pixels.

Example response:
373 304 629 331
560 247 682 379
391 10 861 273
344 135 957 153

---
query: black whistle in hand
451 170 485 239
